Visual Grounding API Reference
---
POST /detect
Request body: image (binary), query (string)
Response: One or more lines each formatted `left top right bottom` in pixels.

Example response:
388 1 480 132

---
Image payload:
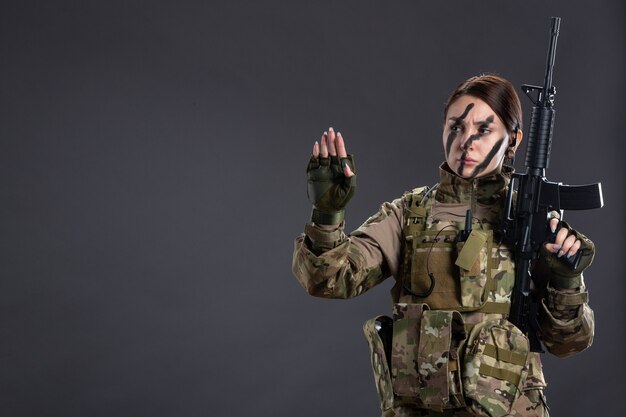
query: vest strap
483 344 527 367
478 363 522 388
477 302 510 315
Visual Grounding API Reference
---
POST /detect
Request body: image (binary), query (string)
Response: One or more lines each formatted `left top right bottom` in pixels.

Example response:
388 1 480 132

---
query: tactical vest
396 185 514 315
364 185 540 417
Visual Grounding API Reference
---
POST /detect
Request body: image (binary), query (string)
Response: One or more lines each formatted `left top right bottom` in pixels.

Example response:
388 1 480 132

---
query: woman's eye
479 128 491 135
450 125 462 132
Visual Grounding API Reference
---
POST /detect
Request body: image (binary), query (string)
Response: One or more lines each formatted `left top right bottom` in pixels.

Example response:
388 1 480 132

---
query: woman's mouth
459 157 478 165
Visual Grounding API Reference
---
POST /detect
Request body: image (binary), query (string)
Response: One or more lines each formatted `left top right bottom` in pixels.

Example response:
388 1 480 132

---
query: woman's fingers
558 234 579 258
549 218 559 233
545 226 581 258
565 239 581 258
554 227 569 246
320 131 329 158
545 227 569 253
545 243 560 253
315 127 349 161
328 127 337 156
336 132 348 158
547 210 561 234
343 161 355 178
338 130 354 177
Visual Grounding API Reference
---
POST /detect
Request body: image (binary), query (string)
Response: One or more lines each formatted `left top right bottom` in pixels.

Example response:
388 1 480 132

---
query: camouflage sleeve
291 198 404 299
539 283 594 358
534 225 596 358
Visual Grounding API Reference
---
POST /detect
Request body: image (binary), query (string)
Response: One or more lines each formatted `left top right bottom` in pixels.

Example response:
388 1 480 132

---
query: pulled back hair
443 74 523 138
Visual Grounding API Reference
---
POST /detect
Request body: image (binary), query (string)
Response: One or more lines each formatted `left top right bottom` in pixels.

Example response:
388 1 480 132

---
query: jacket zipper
471 179 477 218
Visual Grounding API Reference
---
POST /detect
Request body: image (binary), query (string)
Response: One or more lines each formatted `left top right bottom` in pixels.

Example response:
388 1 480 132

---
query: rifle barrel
542 17 561 105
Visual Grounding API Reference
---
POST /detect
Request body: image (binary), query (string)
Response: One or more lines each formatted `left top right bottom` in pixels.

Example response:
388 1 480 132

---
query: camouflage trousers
385 389 549 417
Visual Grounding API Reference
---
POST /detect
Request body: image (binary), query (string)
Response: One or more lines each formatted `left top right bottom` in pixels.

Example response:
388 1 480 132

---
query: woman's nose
459 129 479 149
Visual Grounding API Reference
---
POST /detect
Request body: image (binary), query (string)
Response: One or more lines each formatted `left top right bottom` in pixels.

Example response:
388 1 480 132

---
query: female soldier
292 74 595 417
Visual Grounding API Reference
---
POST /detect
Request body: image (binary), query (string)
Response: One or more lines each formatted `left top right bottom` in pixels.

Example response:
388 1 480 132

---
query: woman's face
442 95 513 179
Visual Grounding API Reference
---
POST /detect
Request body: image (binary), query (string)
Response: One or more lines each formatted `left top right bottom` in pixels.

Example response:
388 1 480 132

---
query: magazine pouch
389 303 429 397
462 318 530 417
417 309 467 410
363 316 395 412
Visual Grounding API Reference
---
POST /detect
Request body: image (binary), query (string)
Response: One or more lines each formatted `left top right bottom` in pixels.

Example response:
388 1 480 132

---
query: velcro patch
455 230 487 271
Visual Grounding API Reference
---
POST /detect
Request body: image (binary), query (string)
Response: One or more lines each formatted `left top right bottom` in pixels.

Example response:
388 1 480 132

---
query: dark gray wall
1 1 623 416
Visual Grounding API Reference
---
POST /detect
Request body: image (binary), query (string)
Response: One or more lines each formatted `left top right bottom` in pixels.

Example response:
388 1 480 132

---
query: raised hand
307 127 356 225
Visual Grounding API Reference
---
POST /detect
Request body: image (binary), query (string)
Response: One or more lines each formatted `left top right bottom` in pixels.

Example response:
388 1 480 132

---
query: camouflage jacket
292 163 595 415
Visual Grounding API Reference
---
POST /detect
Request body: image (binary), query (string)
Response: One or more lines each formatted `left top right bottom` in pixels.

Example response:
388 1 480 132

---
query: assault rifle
500 17 604 352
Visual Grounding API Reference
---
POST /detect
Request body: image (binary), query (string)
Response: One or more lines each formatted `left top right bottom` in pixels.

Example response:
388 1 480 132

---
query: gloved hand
307 127 356 225
541 215 595 289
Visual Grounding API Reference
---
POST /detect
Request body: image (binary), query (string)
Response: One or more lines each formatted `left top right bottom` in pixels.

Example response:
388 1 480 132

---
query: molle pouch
515 353 548 417
455 230 492 309
410 230 461 310
363 316 395 412
390 303 429 397
417 310 467 410
462 319 530 417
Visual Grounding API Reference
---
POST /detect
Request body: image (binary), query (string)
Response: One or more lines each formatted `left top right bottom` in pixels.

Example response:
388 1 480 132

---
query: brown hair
443 74 523 140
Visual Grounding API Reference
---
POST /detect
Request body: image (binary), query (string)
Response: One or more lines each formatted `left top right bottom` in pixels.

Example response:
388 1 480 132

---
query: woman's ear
512 129 523 152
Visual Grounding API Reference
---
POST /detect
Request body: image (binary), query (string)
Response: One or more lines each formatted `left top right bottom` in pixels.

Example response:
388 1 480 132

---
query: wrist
546 284 589 305
311 207 345 225
550 274 583 290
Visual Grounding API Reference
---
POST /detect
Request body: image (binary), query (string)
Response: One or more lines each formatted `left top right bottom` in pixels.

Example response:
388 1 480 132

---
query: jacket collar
435 162 512 205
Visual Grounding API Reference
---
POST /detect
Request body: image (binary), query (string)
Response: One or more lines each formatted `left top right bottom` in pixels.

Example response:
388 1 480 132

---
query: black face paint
469 137 506 177
445 130 456 159
445 103 474 158
457 162 464 176
457 133 479 175
477 115 495 131
446 128 457 159
452 103 475 121
462 133 481 150
456 115 496 176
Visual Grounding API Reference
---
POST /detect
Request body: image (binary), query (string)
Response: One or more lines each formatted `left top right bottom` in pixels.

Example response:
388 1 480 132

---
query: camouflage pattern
409 230 463 310
457 231 490 308
364 316 395 412
524 352 546 389
391 303 429 397
292 237 386 299
417 310 466 409
292 163 594 417
489 247 515 305
405 227 502 312
433 166 510 211
386 388 548 417
379 347 547 417
538 287 594 358
462 319 529 417
532 227 595 358
400 168 508 312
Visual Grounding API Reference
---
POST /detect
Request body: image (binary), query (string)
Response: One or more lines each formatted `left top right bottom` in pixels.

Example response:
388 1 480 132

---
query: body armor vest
395 185 514 315
364 168 546 416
